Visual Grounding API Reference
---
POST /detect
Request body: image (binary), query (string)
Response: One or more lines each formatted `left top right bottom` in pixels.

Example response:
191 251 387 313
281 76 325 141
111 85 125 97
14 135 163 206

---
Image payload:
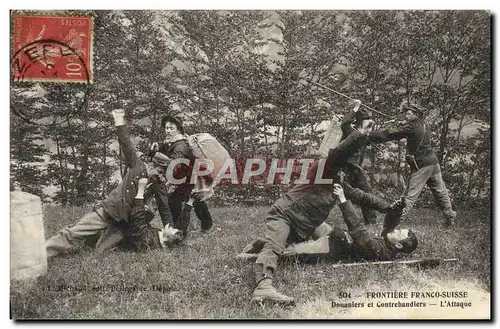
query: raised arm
368 121 415 143
333 184 392 261
334 184 367 232
342 182 390 212
341 100 361 136
112 109 139 168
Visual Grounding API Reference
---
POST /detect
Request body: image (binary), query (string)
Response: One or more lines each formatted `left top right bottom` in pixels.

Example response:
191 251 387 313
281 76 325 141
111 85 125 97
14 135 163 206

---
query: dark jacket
340 111 367 167
337 201 395 261
102 125 148 223
158 138 195 188
368 118 439 169
159 138 193 159
273 131 370 238
122 199 163 252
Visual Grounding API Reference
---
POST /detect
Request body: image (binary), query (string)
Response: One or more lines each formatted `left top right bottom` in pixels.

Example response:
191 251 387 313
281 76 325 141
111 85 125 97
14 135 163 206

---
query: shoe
443 211 456 227
191 228 209 235
444 219 455 227
251 278 295 305
362 208 378 225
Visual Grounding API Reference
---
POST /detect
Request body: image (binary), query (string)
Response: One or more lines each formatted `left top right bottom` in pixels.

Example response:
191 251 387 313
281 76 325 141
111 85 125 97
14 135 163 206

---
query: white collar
164 134 186 144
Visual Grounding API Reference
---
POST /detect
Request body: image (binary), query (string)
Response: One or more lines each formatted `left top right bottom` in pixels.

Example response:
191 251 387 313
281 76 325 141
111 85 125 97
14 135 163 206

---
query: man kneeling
238 184 418 305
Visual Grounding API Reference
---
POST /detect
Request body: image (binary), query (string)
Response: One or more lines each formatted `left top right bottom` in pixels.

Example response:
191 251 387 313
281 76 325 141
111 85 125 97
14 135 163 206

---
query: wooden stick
309 81 389 118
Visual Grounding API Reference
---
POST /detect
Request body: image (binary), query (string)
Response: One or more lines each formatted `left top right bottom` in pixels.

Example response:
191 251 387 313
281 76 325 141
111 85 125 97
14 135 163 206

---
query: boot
382 197 405 234
443 210 456 227
194 201 213 232
179 203 193 238
251 277 295 305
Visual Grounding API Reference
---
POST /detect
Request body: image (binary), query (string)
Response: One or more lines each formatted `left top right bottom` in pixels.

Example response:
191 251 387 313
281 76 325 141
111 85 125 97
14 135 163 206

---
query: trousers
405 163 455 218
169 185 214 231
254 207 302 281
45 207 124 257
344 163 377 223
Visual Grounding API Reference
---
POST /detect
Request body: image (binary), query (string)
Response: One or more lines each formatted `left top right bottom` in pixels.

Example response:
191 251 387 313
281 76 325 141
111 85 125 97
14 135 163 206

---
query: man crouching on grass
45 109 183 257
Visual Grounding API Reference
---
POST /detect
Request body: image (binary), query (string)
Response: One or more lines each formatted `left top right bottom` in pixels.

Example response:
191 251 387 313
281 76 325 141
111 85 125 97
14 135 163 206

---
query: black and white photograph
8 8 492 320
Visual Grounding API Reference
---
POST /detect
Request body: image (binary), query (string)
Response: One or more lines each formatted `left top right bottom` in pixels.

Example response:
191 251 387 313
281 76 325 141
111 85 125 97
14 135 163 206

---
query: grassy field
11 203 491 319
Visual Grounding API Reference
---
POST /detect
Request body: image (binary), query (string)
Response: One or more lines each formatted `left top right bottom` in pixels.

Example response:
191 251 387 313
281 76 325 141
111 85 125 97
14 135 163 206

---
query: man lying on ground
45 109 182 257
237 184 416 265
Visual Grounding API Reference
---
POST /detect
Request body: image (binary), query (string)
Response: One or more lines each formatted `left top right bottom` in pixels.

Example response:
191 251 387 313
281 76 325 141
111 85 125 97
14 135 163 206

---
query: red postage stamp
12 13 93 83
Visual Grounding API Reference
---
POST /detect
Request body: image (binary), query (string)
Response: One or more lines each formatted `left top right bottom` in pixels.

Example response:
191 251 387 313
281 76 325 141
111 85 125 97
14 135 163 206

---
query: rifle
328 258 459 270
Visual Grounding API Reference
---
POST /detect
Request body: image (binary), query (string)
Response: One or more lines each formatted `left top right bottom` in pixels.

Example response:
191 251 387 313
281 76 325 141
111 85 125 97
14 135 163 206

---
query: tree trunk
438 116 450 167
397 142 402 190
465 167 475 196
102 140 108 199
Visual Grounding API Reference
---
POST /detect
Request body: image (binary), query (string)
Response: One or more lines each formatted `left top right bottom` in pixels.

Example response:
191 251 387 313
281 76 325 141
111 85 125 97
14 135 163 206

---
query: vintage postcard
9 9 491 320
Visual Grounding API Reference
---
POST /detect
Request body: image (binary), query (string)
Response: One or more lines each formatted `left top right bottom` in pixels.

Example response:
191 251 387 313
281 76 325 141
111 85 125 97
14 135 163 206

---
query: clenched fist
333 183 347 203
111 109 126 126
352 99 361 112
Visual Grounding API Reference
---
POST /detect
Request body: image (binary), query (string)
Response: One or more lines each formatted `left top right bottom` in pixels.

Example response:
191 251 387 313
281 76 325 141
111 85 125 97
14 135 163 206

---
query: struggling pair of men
45 109 208 256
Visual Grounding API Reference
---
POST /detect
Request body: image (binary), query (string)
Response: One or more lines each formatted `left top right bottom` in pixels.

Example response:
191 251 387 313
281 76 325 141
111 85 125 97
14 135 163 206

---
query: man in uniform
368 103 456 226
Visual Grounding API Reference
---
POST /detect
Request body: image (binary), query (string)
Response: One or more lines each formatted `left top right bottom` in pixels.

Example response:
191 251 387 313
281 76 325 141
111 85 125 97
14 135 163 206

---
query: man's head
142 152 170 178
161 224 183 245
125 224 182 252
385 228 418 254
402 103 425 122
161 115 184 139
143 161 165 179
354 108 374 132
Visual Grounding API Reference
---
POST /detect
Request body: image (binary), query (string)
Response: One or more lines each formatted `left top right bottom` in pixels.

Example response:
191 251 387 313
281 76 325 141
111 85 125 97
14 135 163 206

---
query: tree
10 114 49 198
